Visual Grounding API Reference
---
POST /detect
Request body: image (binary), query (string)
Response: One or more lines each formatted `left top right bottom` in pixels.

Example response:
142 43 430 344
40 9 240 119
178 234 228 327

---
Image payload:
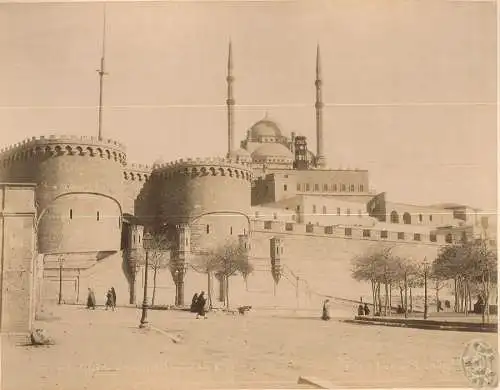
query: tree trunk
454 278 458 312
371 280 376 314
389 283 392 315
463 280 467 317
207 272 213 309
151 268 158 306
409 287 413 313
435 280 440 312
404 272 408 318
225 275 230 309
399 286 404 310
377 282 382 315
486 270 490 323
384 282 389 316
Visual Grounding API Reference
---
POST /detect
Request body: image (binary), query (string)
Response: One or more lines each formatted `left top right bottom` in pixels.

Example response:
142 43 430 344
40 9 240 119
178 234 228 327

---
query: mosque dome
249 119 283 140
251 143 294 162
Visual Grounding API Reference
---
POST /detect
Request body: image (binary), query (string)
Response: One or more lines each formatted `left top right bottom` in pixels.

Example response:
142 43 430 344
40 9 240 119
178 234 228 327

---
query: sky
0 0 497 212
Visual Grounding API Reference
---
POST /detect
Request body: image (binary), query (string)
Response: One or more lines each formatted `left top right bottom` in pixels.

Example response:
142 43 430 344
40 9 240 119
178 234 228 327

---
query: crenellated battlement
153 156 253 181
123 162 153 182
0 135 127 167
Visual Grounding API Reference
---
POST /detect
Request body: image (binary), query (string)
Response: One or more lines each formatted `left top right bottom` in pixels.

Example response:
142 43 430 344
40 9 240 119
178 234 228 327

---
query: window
230 226 233 235
296 183 301 191
273 213 278 220
285 223 293 231
264 221 272 229
403 212 411 225
363 229 371 238
322 206 327 215
430 234 437 242
350 184 355 192
306 224 314 233
398 232 405 240
381 230 388 239
306 183 310 191
414 233 421 241
206 225 210 234
390 211 399 223
445 234 453 244
312 205 317 214
333 184 337 192
346 208 351 216
323 184 328 191
69 209 73 219
284 184 288 191
139 235 141 243
296 205 300 211
341 184 346 192
336 207 341 216
429 215 433 222
419 214 423 223
97 211 100 221
314 184 319 192
345 228 352 237
359 184 364 192
325 226 333 234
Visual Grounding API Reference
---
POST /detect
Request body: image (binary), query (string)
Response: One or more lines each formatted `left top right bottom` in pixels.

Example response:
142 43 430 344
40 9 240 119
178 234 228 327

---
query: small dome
249 119 282 139
252 143 293 161
228 148 252 162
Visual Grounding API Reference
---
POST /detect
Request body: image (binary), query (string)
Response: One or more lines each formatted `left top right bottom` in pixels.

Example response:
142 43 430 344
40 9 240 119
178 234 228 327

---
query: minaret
226 41 235 156
315 44 327 168
97 5 108 141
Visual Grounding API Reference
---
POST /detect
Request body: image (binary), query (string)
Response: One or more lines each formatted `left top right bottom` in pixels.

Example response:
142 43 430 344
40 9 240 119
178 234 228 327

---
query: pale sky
0 0 497 212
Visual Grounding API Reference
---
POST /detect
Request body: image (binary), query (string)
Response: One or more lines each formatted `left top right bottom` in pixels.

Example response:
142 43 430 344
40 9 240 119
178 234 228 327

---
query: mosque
0 44 494 311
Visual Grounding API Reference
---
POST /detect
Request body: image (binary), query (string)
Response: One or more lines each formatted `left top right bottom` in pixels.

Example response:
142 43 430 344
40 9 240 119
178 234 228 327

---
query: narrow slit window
97 211 100 221
69 209 73 219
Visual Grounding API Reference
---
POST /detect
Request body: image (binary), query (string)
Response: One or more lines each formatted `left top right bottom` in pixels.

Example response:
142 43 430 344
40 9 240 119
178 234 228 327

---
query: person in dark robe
87 288 96 310
111 287 117 310
196 291 207 319
321 299 331 321
357 304 364 316
105 290 114 311
363 303 370 316
190 293 199 312
437 300 443 312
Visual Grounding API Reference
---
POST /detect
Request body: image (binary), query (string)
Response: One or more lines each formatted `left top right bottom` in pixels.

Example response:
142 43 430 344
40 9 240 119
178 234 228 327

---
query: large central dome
252 143 294 161
249 119 283 139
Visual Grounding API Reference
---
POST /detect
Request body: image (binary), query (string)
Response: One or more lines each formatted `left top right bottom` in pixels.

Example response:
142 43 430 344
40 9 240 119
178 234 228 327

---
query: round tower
0 135 126 254
153 157 253 252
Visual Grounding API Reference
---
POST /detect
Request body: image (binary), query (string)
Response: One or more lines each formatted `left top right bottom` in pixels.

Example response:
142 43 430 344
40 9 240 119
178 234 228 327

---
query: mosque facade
0 44 494 309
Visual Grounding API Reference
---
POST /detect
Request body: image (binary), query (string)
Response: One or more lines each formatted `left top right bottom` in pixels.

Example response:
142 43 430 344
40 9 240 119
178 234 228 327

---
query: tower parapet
0 134 127 254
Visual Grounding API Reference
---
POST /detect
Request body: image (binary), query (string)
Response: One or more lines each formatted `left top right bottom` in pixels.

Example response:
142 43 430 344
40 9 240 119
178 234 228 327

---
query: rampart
122 163 152 215
149 157 253 226
0 135 127 254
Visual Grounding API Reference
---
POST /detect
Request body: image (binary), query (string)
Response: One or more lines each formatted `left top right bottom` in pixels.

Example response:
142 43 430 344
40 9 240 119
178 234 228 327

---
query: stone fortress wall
0 135 126 254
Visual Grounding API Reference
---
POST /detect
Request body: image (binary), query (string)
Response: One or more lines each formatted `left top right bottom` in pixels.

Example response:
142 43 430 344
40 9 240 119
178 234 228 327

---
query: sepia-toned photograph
0 0 497 389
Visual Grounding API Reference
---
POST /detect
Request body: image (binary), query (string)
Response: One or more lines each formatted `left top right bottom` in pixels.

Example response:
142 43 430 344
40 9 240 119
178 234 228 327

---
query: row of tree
351 238 497 322
138 233 254 309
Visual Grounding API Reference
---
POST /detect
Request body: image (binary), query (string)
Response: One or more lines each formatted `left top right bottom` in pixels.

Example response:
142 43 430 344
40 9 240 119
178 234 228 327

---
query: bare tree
143 232 172 306
191 251 221 309
204 239 252 309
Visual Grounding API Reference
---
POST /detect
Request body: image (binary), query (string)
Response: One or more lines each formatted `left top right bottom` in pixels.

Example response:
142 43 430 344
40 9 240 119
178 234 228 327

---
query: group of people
86 287 116 310
190 291 207 319
357 302 370 316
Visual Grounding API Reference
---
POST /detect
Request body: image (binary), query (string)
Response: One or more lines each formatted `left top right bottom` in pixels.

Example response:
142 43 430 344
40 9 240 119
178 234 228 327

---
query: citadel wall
122 163 151 216
0 135 127 254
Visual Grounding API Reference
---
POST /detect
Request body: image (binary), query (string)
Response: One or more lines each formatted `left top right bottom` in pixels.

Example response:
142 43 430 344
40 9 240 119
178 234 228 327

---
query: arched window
333 184 337 192
341 184 346 192
390 211 399 223
336 207 341 216
312 205 317 214
359 184 364 192
403 212 411 225
346 208 351 216
419 214 423 223
350 184 355 192
322 206 327 215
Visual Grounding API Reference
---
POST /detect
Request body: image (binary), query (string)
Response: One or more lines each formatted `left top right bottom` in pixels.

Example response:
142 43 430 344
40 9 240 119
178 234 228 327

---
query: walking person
87 288 96 310
111 287 117 310
105 289 114 311
196 291 207 319
321 299 331 321
190 293 199 313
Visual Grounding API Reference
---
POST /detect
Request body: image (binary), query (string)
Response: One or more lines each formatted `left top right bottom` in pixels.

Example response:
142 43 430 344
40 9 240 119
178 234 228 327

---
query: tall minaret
315 44 326 168
226 41 235 156
97 5 108 141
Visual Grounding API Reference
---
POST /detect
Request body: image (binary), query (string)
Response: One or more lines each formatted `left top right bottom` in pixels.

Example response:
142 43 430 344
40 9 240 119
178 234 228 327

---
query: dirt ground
2 304 497 390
